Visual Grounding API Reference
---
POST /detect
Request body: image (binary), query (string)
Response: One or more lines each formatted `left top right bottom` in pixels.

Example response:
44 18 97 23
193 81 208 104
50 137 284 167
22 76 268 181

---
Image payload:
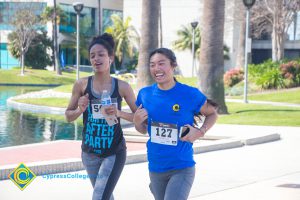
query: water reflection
0 86 83 148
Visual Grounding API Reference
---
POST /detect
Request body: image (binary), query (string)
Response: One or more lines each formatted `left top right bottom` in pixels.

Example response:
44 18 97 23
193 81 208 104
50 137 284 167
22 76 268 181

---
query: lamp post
191 21 198 77
242 0 255 103
73 2 84 80
0 32 2 69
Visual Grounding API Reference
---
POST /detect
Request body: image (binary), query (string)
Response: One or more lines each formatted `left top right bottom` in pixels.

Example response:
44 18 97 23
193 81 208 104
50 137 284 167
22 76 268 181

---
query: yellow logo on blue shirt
8 163 36 191
172 104 180 112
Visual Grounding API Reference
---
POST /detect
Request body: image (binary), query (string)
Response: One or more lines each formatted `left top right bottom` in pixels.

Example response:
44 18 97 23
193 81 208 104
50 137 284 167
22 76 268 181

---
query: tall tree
98 0 102 34
231 1 247 68
10 10 38 76
53 0 60 75
251 0 300 61
105 15 140 69
173 24 229 63
173 24 201 55
137 0 160 89
41 3 66 75
158 3 163 47
236 13 246 68
8 30 52 69
199 0 228 114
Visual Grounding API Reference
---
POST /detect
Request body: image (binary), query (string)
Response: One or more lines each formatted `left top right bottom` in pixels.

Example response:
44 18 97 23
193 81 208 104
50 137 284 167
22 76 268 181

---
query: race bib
91 99 104 119
150 121 178 146
91 98 118 120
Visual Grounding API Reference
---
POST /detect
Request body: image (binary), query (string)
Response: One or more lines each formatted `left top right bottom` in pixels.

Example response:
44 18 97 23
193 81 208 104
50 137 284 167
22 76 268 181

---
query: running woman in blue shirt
133 48 218 200
65 33 137 200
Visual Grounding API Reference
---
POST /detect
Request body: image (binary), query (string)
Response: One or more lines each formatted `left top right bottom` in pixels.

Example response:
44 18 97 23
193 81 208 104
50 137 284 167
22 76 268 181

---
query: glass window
0 43 19 69
0 2 46 30
287 12 300 40
59 4 96 36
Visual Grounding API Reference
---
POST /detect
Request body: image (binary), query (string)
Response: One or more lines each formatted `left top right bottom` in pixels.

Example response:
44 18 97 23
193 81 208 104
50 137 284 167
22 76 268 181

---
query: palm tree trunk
98 0 102 34
236 12 246 68
54 0 61 75
199 0 228 114
137 0 160 89
158 3 163 47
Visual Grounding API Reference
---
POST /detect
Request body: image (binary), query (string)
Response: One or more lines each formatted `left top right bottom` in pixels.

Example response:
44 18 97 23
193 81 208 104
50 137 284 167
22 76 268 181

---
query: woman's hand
102 105 119 116
78 93 89 113
180 124 205 143
133 104 148 125
133 105 148 134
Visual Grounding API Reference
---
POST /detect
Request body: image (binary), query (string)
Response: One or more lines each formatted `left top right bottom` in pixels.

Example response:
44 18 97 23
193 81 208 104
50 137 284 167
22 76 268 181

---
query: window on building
0 2 46 30
0 43 19 69
287 11 300 40
59 4 96 36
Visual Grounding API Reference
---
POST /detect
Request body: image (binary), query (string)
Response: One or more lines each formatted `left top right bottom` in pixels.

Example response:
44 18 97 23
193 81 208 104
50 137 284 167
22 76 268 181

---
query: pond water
0 86 82 148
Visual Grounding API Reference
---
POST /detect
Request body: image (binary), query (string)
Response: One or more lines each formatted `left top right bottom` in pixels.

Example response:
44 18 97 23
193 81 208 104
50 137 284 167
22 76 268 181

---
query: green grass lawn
228 87 300 104
16 97 128 108
53 84 74 92
4 69 300 126
53 77 198 93
0 69 91 85
15 98 300 127
15 98 70 108
177 77 198 87
218 102 300 126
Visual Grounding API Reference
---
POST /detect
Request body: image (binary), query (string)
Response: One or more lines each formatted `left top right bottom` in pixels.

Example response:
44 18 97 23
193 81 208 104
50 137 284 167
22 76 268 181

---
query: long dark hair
194 99 218 125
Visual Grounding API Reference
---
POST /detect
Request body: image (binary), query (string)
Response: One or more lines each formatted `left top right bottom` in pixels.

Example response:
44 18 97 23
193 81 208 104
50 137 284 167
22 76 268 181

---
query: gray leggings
81 150 126 200
149 166 195 200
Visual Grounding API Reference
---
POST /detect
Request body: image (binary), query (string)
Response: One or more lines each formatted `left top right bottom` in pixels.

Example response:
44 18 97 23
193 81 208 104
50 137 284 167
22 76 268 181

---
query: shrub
280 61 300 87
224 68 244 87
256 67 285 89
249 60 284 89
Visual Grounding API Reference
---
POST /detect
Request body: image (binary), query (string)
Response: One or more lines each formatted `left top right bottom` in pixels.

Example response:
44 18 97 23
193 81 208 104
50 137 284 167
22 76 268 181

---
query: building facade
123 0 300 77
1 0 299 74
0 0 123 69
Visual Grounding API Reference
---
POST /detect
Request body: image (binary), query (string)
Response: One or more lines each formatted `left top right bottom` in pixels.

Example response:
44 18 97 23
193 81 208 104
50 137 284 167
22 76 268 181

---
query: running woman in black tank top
65 33 137 200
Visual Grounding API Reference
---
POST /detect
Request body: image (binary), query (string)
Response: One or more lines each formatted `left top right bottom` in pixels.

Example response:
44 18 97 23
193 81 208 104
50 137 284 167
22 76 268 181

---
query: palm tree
199 0 228 114
98 0 102 34
137 0 160 89
158 3 163 47
173 24 201 55
105 15 140 69
41 3 66 75
173 24 230 60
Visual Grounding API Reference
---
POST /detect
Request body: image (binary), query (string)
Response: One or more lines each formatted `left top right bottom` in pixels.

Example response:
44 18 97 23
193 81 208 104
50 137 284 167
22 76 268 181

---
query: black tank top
81 76 126 157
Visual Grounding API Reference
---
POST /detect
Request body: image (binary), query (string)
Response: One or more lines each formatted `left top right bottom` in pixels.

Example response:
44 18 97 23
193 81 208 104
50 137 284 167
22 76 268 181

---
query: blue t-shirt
136 82 207 172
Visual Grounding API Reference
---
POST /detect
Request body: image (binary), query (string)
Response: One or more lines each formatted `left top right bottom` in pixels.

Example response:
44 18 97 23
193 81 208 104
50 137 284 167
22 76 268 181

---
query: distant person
65 33 137 200
133 48 218 200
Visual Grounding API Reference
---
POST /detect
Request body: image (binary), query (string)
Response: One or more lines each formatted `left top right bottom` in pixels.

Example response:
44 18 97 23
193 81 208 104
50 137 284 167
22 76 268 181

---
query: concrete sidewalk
0 124 280 180
1 124 299 200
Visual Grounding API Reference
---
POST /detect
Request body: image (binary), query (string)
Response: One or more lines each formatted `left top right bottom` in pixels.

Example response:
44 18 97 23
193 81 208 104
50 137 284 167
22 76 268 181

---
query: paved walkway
0 125 299 200
2 89 299 199
0 124 281 180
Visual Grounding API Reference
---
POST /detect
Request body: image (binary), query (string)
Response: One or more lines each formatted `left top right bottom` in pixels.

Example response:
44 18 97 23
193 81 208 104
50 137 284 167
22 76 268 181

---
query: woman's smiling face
149 53 175 85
